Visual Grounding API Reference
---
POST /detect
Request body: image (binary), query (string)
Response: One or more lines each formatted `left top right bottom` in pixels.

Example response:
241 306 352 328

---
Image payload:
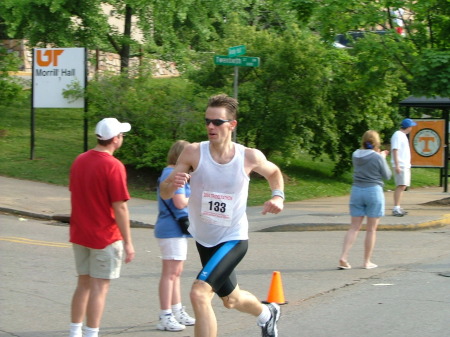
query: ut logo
413 128 440 157
419 136 435 153
36 49 64 67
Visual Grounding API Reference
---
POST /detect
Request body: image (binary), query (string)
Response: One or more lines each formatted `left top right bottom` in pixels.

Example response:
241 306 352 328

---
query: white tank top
188 141 250 247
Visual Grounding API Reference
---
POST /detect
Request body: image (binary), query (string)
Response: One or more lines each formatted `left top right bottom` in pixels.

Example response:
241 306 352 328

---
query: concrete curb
0 207 153 229
4 206 448 232
375 214 450 231
259 214 450 232
0 207 54 221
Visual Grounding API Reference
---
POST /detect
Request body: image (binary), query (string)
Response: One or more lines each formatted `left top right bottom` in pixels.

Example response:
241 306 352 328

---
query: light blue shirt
154 167 191 238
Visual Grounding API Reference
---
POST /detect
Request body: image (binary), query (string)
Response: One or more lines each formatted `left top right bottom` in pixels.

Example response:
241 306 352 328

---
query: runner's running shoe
261 303 281 337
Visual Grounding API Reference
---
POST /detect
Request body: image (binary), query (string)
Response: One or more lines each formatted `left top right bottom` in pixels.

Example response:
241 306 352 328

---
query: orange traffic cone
264 271 288 305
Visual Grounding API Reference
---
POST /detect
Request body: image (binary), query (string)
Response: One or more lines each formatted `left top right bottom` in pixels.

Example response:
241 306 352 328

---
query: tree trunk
120 4 133 74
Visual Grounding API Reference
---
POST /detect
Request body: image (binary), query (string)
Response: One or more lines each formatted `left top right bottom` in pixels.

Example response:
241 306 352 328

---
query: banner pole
30 49 35 160
83 47 88 152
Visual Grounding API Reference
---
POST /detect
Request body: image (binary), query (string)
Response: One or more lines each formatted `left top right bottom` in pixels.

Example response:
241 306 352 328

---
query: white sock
172 303 182 313
256 304 271 327
160 309 172 318
84 326 99 337
69 322 83 337
394 206 401 211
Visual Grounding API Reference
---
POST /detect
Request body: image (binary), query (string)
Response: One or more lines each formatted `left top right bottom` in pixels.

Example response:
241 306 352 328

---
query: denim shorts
349 185 385 218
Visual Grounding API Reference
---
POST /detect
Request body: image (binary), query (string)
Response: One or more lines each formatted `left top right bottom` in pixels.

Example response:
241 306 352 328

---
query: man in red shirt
69 118 135 337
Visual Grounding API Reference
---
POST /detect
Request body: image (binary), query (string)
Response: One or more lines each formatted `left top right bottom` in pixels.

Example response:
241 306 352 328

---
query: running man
160 94 285 337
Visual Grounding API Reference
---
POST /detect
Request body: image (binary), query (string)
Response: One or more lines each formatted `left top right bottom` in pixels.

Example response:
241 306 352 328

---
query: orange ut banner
410 119 446 167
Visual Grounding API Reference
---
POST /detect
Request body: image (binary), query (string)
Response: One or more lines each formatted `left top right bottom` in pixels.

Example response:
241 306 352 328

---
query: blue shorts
349 185 385 218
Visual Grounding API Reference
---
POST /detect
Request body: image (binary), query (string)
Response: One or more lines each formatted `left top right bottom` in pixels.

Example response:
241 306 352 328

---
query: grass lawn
0 101 441 206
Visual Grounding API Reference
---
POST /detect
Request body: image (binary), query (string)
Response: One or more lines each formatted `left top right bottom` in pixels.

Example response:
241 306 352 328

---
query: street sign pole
214 46 260 143
233 66 239 101
233 66 239 142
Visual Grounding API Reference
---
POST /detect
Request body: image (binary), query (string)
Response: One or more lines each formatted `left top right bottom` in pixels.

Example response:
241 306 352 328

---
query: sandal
338 261 352 270
364 263 378 269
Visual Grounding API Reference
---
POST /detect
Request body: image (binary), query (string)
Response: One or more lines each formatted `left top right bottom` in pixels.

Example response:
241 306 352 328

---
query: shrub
87 72 208 171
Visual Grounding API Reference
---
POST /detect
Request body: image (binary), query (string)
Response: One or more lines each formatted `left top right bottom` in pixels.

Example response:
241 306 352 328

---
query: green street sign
228 45 246 57
214 55 260 67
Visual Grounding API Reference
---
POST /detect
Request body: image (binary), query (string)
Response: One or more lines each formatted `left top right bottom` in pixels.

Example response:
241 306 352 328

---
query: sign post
214 46 260 141
213 54 261 101
227 46 248 100
31 48 87 159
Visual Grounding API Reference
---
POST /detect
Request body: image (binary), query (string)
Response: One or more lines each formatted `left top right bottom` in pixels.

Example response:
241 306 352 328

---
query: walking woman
338 130 392 270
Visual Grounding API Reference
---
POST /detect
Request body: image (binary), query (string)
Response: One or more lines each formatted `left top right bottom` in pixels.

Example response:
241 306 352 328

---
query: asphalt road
1 213 450 337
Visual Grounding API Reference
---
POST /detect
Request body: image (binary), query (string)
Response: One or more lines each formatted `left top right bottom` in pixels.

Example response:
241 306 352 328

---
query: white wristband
271 189 285 199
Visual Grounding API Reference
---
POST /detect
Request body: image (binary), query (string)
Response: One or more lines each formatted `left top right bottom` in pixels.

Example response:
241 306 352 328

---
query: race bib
200 191 235 227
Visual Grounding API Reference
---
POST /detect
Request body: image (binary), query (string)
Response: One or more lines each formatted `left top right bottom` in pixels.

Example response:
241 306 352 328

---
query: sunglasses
205 118 233 126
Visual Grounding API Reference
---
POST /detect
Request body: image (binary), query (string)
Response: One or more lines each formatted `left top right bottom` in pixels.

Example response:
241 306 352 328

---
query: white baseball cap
95 118 131 140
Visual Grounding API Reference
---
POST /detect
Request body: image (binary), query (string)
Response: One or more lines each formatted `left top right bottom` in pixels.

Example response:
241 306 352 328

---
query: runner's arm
160 144 197 200
246 148 284 214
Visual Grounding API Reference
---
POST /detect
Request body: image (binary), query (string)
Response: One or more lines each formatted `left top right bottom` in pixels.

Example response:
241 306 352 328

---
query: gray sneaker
261 303 281 337
392 209 405 217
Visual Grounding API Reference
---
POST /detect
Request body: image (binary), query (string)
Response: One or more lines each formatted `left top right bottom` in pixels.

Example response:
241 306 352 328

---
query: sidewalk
1 175 449 231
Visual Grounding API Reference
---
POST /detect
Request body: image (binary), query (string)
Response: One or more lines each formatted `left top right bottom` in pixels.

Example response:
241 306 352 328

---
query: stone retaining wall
2 39 179 78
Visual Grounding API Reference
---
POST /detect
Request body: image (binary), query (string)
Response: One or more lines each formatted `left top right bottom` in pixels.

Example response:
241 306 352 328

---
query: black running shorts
196 240 248 297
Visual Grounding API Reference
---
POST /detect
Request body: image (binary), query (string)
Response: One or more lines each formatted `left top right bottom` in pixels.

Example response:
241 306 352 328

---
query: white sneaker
174 306 196 326
156 314 186 331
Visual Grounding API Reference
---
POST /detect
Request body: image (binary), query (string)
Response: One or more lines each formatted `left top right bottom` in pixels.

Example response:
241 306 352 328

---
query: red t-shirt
69 149 130 249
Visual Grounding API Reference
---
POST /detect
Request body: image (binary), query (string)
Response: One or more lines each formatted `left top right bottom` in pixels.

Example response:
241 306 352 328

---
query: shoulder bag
160 198 190 235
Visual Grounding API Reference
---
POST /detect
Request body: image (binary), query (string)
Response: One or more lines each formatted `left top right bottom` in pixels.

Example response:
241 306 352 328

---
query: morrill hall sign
32 48 86 108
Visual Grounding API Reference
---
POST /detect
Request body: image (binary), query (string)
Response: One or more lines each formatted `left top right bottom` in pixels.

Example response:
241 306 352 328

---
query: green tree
311 0 450 97
188 23 406 174
0 0 317 72
0 46 24 105
324 34 407 174
2 0 447 175
0 0 145 72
